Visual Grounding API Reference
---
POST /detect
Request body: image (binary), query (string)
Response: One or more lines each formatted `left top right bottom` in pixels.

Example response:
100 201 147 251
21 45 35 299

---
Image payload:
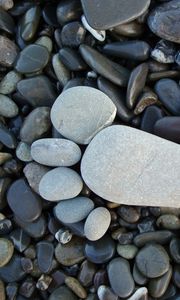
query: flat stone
81 0 150 30
81 125 180 207
16 142 32 162
148 0 180 43
54 197 94 224
9 228 31 253
14 214 46 239
134 230 173 247
39 167 83 201
154 117 180 143
0 71 22 95
51 86 116 144
84 207 111 241
7 178 42 222
108 258 135 298
0 35 19 67
0 255 25 282
31 138 81 167
148 265 172 298
37 241 54 273
136 244 170 278
0 8 15 34
49 285 78 300
0 238 14 267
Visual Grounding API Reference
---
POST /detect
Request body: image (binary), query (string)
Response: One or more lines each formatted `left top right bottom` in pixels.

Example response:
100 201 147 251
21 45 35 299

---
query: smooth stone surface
79 45 130 87
0 122 17 149
154 117 180 143
98 285 118 300
0 71 22 95
148 0 180 43
55 237 85 266
14 214 46 239
151 40 176 64
37 241 54 273
31 138 81 167
49 285 78 300
78 260 97 287
85 234 115 264
0 8 14 34
111 20 144 38
136 244 170 278
0 177 11 209
56 0 82 25
7 178 42 222
84 207 111 241
170 238 180 264
20 107 51 144
17 75 57 107
103 41 150 61
81 0 150 30
9 228 30 253
0 238 14 267
134 230 173 247
65 276 87 299
133 263 148 286
141 105 164 133
61 21 85 48
117 206 140 223
108 258 135 298
0 255 25 282
52 54 70 87
16 142 32 162
117 244 138 259
148 265 172 298
59 48 87 71
35 36 53 53
0 35 19 67
51 86 116 144
0 94 18 118
20 6 41 41
15 44 49 74
39 167 83 201
54 197 94 224
156 214 180 230
81 125 180 207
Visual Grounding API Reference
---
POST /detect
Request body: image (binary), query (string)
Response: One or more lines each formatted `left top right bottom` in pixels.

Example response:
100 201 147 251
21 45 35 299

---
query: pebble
117 244 138 259
81 15 105 42
81 125 180 207
85 234 115 264
59 48 87 71
97 285 118 300
35 36 53 53
31 138 81 167
54 197 94 224
20 6 41 41
39 167 83 201
84 207 111 241
81 0 150 30
65 276 87 299
15 44 49 74
141 105 164 133
10 228 31 252
55 229 73 244
154 117 180 144
148 265 172 298
133 263 148 286
49 285 78 300
14 214 46 239
126 287 148 300
0 35 19 67
170 238 180 264
78 260 97 287
17 75 57 107
37 241 54 273
108 257 135 298
55 237 85 266
0 8 14 34
23 162 50 194
79 45 130 87
136 244 170 278
42 2 58 27
0 280 5 300
151 40 176 64
148 0 180 43
0 71 22 95
117 206 140 223
111 21 144 38
65 221 85 238
0 152 12 166
126 63 148 109
134 230 173 247
0 238 14 267
16 142 32 162
0 255 25 282
0 0 13 10
103 41 150 61
0 177 11 209
61 21 86 47
56 0 82 25
6 282 18 300
7 178 42 222
134 90 158 115
173 265 180 289
156 214 180 230
52 54 71 87
148 70 180 82
51 86 116 144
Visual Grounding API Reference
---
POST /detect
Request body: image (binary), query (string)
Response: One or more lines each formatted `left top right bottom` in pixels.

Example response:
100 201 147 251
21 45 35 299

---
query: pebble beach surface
0 0 180 299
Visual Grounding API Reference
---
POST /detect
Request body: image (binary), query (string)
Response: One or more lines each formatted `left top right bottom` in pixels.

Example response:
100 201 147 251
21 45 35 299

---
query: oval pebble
37 241 54 273
134 230 173 247
39 167 83 201
117 244 138 259
0 94 18 118
51 86 116 145
154 117 180 144
0 255 25 283
0 71 22 95
0 238 14 267
84 207 111 241
54 197 94 224
31 138 81 167
170 238 180 264
148 265 172 298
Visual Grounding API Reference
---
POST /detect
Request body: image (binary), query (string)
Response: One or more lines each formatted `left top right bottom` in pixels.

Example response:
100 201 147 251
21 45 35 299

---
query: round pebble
0 238 14 267
117 244 138 259
0 94 18 118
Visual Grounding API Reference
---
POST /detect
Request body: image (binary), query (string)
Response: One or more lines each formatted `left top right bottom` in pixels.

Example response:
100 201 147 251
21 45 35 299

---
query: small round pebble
0 94 18 118
117 244 138 259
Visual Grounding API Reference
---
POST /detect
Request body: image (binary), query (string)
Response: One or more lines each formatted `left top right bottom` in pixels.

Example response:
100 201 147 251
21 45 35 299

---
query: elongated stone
0 71 22 95
81 125 180 207
148 265 172 298
0 35 19 67
20 6 41 41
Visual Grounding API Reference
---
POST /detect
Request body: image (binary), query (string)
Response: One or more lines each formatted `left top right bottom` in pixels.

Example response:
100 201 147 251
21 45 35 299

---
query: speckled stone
0 238 14 267
16 142 32 162
81 125 180 207
0 71 22 94
0 35 19 67
0 94 18 118
51 86 116 144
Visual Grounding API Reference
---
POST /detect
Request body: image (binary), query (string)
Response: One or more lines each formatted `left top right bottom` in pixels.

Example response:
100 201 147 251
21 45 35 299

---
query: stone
0 71 22 95
49 285 78 300
55 237 85 266
148 70 180 82
170 238 180 264
98 285 118 300
81 125 180 207
134 230 173 247
0 8 14 34
15 44 49 74
126 63 148 109
148 265 172 298
0 238 14 267
42 2 58 27
78 260 97 287
117 244 138 259
17 75 57 107
154 117 180 144
81 15 106 42
127 287 148 300
117 206 140 223
59 48 87 71
0 177 11 209
85 234 115 264
31 138 81 167
103 41 150 61
111 21 144 38
0 153 12 165
20 6 41 41
134 89 158 115
84 207 111 241
16 142 32 162
55 229 73 244
81 0 150 30
39 167 83 201
108 258 135 298
6 282 18 300
133 263 148 286
156 214 180 230
51 86 116 144
173 265 180 289
136 244 170 278
52 54 71 87
0 0 13 10
79 45 130 87
56 0 82 25
151 40 176 64
15 214 46 239
148 0 180 43
0 280 5 300
0 123 17 149
0 35 19 67
64 221 85 238
37 241 54 273
35 36 53 53
65 276 87 299
61 22 86 48
54 197 94 224
0 255 25 282
10 228 31 252
141 105 164 133
20 107 51 144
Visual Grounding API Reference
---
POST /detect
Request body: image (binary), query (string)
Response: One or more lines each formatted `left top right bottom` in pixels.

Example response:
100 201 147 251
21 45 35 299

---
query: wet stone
154 117 180 144
56 0 82 25
61 21 86 48
0 8 15 34
134 230 173 247
0 255 25 282
49 285 78 300
0 35 19 67
37 241 54 273
0 238 14 267
0 71 22 95
20 6 41 41
170 238 180 264
10 228 31 252
14 214 46 239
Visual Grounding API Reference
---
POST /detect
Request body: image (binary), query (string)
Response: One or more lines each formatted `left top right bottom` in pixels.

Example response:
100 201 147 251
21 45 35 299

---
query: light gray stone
31 138 81 167
35 36 53 53
84 207 111 241
39 167 83 201
52 53 70 87
16 142 32 162
0 94 18 117
51 87 116 145
0 71 22 94
81 125 180 207
54 197 94 224
126 287 148 300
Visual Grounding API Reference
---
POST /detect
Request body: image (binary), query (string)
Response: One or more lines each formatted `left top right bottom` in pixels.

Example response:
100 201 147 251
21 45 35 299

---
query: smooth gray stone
133 263 148 286
37 241 54 273
14 214 46 239
0 255 25 283
0 71 22 95
81 125 180 207
56 0 82 25
16 142 32 162
51 86 116 144
81 0 150 30
134 230 173 247
108 258 135 298
31 138 81 167
79 44 130 87
20 6 41 41
148 0 180 44
59 48 87 71
98 285 118 300
148 265 172 298
0 35 19 67
20 107 51 144
54 196 94 224
52 53 70 87
117 244 138 260
126 287 148 300
0 8 15 34
0 94 18 118
35 36 53 53
49 285 78 300
39 167 83 201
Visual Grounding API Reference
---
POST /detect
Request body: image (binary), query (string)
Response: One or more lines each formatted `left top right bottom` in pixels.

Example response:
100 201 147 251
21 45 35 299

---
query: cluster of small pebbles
0 0 180 299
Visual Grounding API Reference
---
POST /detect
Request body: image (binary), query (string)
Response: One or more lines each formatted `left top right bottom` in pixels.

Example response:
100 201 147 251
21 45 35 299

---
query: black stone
0 122 17 149
63 78 85 91
173 265 180 289
19 6 41 42
0 255 26 283
61 22 86 48
14 214 47 238
154 117 180 143
57 0 82 25
42 3 59 27
37 241 54 273
141 105 164 133
59 48 87 71
0 8 15 34
0 177 11 209
10 228 31 253
170 238 180 264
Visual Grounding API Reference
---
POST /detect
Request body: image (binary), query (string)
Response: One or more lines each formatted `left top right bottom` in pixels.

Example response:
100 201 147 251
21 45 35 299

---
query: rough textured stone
81 125 180 207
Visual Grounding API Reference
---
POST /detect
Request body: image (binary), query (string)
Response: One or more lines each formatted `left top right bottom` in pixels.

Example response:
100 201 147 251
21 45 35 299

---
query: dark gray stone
0 255 25 283
0 35 19 67
37 241 54 273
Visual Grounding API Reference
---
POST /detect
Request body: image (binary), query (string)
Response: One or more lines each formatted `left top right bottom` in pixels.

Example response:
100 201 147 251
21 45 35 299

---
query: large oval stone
81 125 180 207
